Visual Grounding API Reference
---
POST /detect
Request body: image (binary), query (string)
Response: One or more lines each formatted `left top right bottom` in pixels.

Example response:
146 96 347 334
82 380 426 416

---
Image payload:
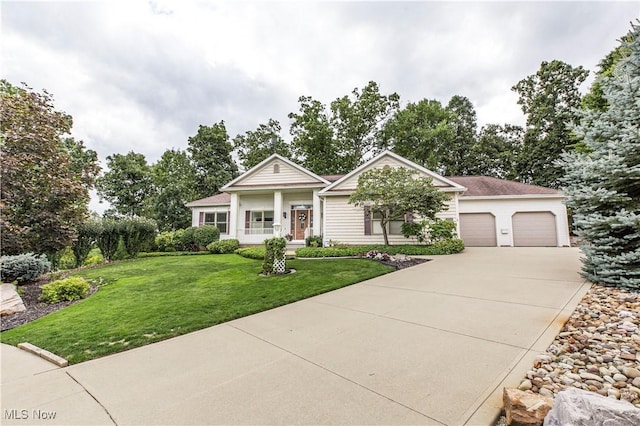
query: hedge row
295 239 465 258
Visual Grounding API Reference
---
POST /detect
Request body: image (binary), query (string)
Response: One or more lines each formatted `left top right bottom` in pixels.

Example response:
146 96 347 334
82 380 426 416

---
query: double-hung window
245 210 274 234
203 212 228 234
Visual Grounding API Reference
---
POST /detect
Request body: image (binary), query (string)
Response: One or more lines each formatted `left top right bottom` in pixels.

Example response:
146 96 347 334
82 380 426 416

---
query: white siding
458 197 570 247
323 195 458 245
235 159 321 186
329 156 453 192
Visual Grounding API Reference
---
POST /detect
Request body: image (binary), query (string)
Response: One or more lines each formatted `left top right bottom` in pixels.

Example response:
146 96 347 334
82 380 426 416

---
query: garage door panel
512 212 557 247
460 213 497 247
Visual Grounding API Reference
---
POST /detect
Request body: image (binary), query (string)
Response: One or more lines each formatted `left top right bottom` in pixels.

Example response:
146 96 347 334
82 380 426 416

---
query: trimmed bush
262 237 287 275
193 225 220 248
235 247 266 260
57 247 77 270
179 227 197 251
155 231 177 252
295 240 465 257
207 239 240 254
72 220 102 267
428 219 458 242
39 277 90 304
97 219 120 261
121 217 157 258
1 253 52 283
305 235 323 247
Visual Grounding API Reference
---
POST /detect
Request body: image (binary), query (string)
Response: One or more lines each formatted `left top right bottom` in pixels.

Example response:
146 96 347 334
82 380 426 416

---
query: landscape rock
544 388 640 426
503 388 553 425
0 284 26 316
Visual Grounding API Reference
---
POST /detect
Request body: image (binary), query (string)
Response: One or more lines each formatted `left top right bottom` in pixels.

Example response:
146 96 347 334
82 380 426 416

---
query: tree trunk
380 216 390 246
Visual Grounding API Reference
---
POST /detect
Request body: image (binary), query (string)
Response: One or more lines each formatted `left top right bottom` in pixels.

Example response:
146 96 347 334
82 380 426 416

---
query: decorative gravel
518 284 640 408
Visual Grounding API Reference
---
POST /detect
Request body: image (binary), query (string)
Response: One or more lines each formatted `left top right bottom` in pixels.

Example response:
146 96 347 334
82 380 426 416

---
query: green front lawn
0 254 393 364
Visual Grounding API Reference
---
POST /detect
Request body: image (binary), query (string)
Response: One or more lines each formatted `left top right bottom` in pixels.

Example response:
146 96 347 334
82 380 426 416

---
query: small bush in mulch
1 275 98 332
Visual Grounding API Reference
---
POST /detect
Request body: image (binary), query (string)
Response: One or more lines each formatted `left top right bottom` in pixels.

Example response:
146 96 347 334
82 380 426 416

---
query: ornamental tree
559 22 640 290
0 81 96 259
348 166 448 245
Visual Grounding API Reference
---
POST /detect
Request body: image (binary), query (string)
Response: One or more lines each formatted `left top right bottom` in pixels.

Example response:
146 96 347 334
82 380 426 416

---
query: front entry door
291 208 313 240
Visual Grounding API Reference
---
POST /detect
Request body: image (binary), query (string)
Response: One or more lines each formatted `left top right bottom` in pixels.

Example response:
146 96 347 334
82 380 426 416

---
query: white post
313 190 321 237
229 193 239 238
274 190 283 231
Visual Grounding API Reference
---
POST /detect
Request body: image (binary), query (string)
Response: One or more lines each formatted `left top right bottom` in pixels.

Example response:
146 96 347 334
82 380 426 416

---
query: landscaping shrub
0 253 52 283
39 277 90 304
57 247 77 270
83 254 104 267
207 239 240 254
305 235 323 247
112 238 129 261
427 238 465 254
235 247 266 260
97 219 120 261
155 231 177 252
428 219 458 242
121 217 157 258
193 225 220 248
263 237 287 275
295 240 464 257
179 227 197 251
72 220 102 267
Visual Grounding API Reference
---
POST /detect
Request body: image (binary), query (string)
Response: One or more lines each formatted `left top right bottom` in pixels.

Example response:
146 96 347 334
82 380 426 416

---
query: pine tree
560 22 640 289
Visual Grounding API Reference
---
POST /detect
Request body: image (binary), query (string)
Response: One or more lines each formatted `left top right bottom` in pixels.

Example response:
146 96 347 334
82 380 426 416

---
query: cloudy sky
2 1 638 211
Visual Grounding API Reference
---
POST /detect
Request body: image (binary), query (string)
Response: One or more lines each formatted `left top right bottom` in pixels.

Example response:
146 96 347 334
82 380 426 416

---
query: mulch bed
1 276 98 332
376 256 430 270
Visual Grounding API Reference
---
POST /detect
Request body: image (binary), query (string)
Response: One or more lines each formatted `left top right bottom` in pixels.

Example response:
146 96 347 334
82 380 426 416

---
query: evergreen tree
559 23 640 289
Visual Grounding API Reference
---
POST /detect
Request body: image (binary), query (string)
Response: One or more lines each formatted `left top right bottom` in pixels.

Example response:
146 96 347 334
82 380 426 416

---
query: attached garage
449 176 571 247
459 213 497 247
512 212 557 247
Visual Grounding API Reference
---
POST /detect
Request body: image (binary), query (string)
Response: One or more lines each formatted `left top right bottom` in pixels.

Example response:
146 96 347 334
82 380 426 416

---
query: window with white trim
204 212 228 234
371 212 406 235
250 210 274 232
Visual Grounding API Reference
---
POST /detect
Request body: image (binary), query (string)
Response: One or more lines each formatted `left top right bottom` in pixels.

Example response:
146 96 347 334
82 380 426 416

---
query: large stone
503 388 553 425
544 388 640 426
0 283 26 316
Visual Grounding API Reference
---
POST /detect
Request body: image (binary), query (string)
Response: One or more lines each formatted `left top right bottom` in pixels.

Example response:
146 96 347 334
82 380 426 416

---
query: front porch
228 189 322 245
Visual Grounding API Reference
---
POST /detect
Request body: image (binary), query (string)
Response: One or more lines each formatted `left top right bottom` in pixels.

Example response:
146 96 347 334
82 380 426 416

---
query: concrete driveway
1 248 588 425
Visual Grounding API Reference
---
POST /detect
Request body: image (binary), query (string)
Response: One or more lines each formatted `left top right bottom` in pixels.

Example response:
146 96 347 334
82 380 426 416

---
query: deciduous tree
381 99 453 172
96 151 153 217
348 166 448 245
187 121 238 198
288 96 340 175
440 95 478 176
233 119 293 170
151 149 197 231
330 81 400 172
512 60 589 188
0 81 94 258
470 124 522 179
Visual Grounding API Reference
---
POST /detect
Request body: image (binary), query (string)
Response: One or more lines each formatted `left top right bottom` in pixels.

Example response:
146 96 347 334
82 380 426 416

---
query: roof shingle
447 176 560 197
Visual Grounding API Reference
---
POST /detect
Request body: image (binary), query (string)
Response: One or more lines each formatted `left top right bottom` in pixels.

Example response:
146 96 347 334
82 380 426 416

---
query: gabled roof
319 150 466 194
447 176 562 197
221 154 330 191
185 192 231 207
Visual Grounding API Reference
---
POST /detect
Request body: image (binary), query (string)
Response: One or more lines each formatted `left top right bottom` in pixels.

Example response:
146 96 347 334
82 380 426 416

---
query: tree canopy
96 151 154 217
233 119 293 170
512 60 589 188
187 121 238 198
0 81 98 258
348 166 448 245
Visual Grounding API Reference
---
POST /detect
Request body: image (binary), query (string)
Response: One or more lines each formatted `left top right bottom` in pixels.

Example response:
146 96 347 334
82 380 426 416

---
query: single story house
186 151 570 247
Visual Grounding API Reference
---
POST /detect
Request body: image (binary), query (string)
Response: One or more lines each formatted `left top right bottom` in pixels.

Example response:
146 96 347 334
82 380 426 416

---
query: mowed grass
0 254 393 364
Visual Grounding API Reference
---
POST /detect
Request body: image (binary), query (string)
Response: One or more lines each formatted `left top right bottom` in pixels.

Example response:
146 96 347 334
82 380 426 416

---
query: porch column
273 190 283 236
313 190 321 237
229 193 239 238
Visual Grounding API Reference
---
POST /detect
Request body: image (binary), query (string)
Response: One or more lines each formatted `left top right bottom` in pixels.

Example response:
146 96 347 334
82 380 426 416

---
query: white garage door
459 213 497 247
512 212 557 247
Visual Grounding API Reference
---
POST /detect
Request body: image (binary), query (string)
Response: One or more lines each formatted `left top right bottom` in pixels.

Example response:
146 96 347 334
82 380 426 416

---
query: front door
291 208 313 240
